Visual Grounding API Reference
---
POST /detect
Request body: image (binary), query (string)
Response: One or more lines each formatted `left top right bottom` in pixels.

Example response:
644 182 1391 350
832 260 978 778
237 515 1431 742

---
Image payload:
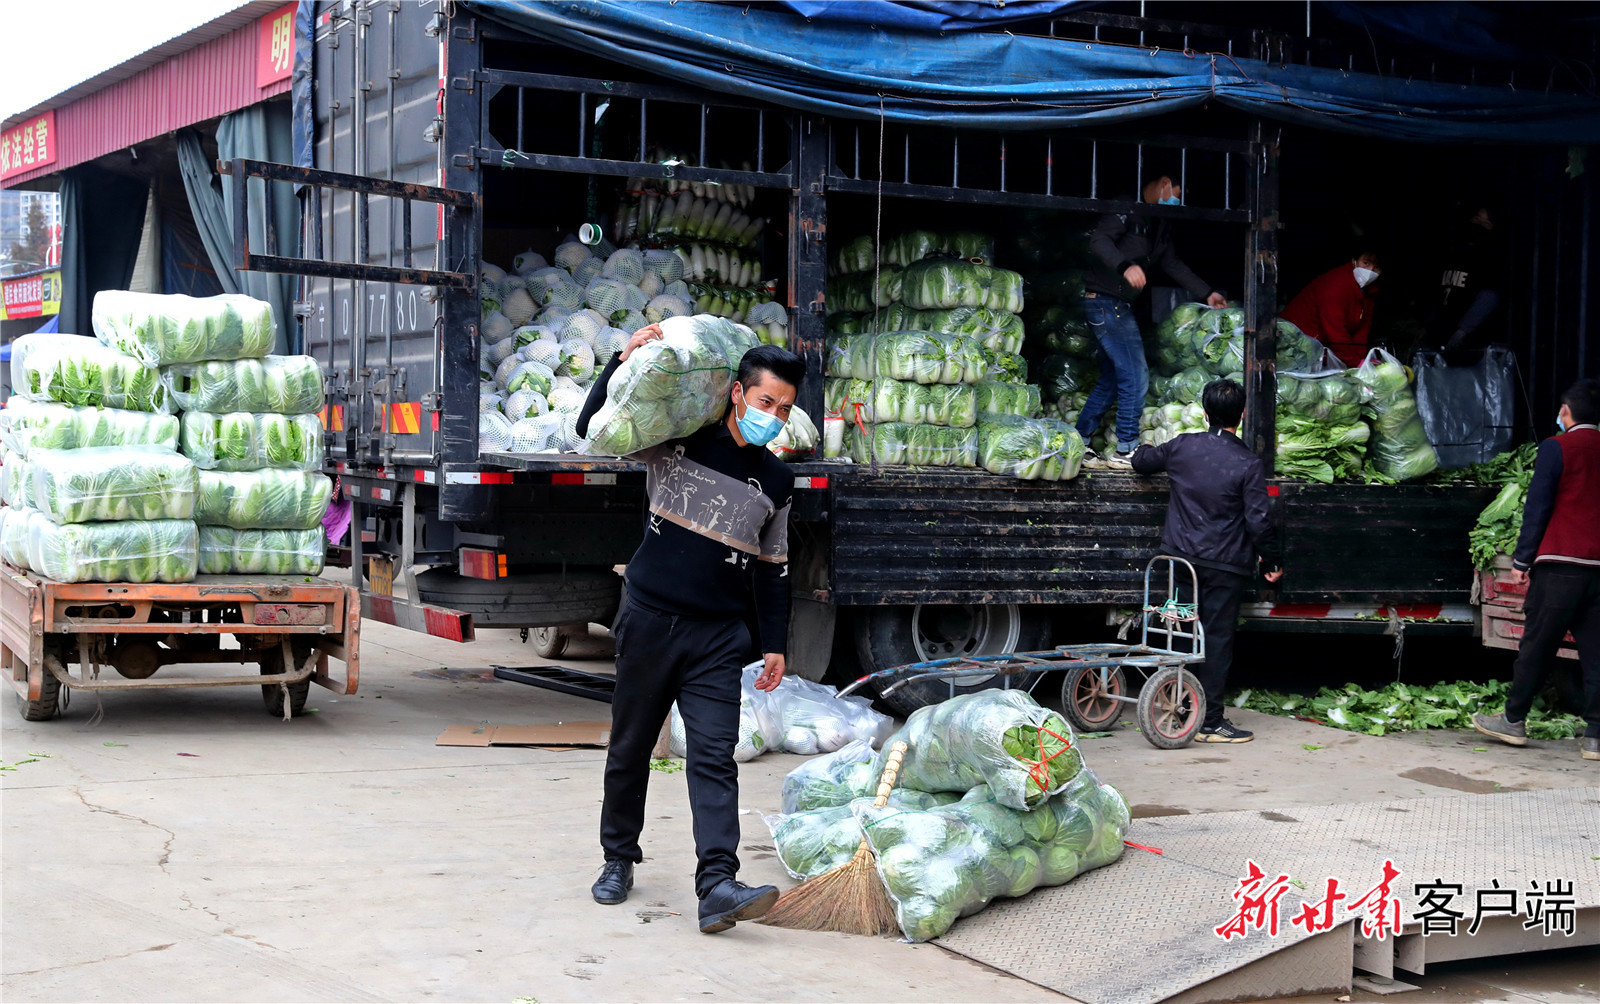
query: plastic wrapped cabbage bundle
983 350 1028 384
901 259 1024 313
1274 318 1326 373
1158 366 1214 406
825 334 879 380
861 379 977 428
1037 355 1099 400
11 333 171 413
884 230 942 266
767 790 961 880
911 307 1024 353
857 771 1130 941
849 422 978 468
197 526 325 576
0 506 30 569
1355 347 1440 482
162 355 324 415
977 416 1084 482
973 381 1041 419
768 405 819 462
1275 414 1370 484
873 332 986 386
1277 370 1364 425
584 314 758 457
779 741 881 814
0 398 179 458
0 449 29 508
765 673 893 755
93 291 274 366
29 446 197 524
878 689 1083 809
830 235 877 275
827 267 903 313
27 514 198 583
193 470 331 530
179 412 324 472
669 662 781 763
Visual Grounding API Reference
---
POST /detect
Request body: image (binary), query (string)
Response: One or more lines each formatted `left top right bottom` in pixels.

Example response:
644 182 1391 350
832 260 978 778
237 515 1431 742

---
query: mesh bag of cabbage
643 248 686 283
602 248 646 285
508 414 564 453
583 314 759 456
553 240 593 271
874 689 1084 809
504 388 550 421
570 257 604 287
855 772 1130 941
479 409 514 452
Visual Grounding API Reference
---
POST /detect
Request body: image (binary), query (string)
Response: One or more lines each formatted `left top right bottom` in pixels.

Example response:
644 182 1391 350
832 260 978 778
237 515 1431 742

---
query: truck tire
15 661 62 722
260 641 313 718
413 568 620 629
854 603 1051 718
532 623 588 659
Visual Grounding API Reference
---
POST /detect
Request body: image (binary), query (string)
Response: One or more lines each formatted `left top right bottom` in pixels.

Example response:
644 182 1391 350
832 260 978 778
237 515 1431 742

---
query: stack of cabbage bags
2 329 200 582
975 414 1087 481
824 331 988 467
766 690 1129 942
668 664 892 761
88 290 331 577
1274 368 1371 483
582 313 760 456
1354 348 1441 482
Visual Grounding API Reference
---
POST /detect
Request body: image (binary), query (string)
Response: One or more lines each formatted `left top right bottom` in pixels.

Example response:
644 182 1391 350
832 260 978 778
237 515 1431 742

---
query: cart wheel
15 662 62 722
1136 667 1205 749
532 623 583 660
1061 665 1126 733
260 642 313 718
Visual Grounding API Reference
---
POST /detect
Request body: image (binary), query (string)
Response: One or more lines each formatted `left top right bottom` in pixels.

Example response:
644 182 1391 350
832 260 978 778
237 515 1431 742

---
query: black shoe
1195 719 1254 743
592 860 633 905
698 878 779 934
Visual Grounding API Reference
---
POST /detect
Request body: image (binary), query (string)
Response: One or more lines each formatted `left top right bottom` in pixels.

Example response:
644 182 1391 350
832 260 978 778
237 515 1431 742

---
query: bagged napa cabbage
878 689 1083 809
1275 414 1370 484
0 449 29 508
193 470 332 530
973 381 1041 419
827 267 903 312
858 379 976 428
900 260 1024 313
977 415 1084 481
911 307 1024 353
93 291 275 366
767 789 961 880
1038 355 1099 400
584 314 758 457
0 506 29 569
849 422 978 468
668 664 892 762
28 446 197 524
1277 370 1364 425
1354 348 1440 482
858 770 1130 941
26 513 198 583
0 398 180 458
828 331 986 385
197 526 325 576
768 405 819 462
180 412 323 472
162 355 323 414
11 333 171 412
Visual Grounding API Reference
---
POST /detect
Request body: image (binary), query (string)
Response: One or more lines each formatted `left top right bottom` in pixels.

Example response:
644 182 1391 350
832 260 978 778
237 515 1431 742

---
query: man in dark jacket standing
1080 175 1227 469
1474 378 1600 761
576 326 805 931
1132 379 1284 742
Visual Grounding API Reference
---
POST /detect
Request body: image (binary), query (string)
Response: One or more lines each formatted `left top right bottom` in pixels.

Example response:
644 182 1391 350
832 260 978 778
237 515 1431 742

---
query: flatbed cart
840 556 1210 749
1 563 361 722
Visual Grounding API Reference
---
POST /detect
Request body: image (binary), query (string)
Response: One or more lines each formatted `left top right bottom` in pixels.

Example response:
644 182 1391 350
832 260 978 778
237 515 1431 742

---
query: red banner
1 271 59 320
257 3 296 89
0 111 57 182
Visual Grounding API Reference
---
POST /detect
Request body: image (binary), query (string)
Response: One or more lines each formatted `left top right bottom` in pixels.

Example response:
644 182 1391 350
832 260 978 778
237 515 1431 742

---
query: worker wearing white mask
1281 249 1382 368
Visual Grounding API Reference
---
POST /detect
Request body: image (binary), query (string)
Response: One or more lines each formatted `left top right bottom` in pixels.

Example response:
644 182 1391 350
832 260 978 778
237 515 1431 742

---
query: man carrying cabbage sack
1131 379 1285 743
1081 174 1227 470
575 328 806 932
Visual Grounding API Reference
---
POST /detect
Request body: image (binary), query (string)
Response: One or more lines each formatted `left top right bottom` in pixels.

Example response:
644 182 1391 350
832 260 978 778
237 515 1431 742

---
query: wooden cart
2 563 360 721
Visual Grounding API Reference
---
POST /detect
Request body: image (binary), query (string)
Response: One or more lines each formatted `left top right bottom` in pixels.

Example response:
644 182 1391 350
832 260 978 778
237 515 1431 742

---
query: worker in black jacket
1080 175 1227 469
575 328 804 933
1131 379 1284 742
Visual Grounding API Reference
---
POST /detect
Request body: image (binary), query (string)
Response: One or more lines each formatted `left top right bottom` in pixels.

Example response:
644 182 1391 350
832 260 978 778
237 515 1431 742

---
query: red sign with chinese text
0 111 57 183
1 271 59 320
257 3 296 89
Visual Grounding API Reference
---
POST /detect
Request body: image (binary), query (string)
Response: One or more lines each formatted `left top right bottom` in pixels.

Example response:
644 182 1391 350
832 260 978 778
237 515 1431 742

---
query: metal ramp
936 786 1600 1004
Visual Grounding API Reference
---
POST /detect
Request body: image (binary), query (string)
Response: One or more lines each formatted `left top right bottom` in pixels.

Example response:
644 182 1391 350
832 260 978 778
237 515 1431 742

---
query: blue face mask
1159 196 1181 206
1557 411 1570 433
735 385 785 446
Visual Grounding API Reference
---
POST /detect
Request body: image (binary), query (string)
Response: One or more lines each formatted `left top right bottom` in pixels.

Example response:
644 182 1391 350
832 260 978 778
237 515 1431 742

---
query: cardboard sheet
436 721 611 749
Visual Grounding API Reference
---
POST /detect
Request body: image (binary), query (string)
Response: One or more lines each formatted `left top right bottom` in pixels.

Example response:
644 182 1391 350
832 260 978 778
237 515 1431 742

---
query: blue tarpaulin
471 0 1600 143
769 2 1086 33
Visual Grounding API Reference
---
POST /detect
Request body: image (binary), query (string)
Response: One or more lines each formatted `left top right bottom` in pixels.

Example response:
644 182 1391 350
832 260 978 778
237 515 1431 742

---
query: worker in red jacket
1474 378 1600 761
1280 250 1381 369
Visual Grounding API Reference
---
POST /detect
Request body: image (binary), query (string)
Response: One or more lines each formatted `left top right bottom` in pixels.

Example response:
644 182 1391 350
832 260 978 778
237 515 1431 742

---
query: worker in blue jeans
1079 175 1226 468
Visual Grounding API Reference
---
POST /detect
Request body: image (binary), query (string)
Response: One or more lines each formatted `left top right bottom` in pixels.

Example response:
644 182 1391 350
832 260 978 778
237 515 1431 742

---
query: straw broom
758 740 908 936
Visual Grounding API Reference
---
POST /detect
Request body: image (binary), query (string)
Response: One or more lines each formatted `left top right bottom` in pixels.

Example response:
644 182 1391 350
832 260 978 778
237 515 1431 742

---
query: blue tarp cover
471 0 1600 143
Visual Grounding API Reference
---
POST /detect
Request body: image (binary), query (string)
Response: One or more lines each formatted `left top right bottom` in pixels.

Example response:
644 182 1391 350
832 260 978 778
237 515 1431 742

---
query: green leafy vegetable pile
1228 679 1583 740
93 291 275 366
848 422 979 467
1463 443 1539 570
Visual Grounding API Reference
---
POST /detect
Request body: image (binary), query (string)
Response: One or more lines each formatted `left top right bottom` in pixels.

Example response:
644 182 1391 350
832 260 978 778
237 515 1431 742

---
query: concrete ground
3 621 1595 1003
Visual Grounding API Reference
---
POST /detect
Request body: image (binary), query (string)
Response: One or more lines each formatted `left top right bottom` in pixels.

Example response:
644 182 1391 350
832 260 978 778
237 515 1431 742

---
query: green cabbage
848 422 977 467
0 398 179 458
193 470 332 530
162 355 323 414
21 511 198 583
977 415 1084 481
1274 414 1370 483
28 446 197 524
197 526 326 576
11 333 171 412
93 291 275 366
973 381 1042 419
1354 348 1440 482
900 260 1024 313
180 412 324 472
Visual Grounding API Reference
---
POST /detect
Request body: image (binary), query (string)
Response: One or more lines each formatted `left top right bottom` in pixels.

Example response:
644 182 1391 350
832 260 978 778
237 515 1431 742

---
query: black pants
1506 564 1600 738
600 592 749 898
1187 566 1246 729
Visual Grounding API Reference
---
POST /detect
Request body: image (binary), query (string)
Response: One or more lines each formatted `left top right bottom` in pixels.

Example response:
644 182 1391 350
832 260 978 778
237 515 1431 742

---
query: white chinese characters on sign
0 112 56 182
